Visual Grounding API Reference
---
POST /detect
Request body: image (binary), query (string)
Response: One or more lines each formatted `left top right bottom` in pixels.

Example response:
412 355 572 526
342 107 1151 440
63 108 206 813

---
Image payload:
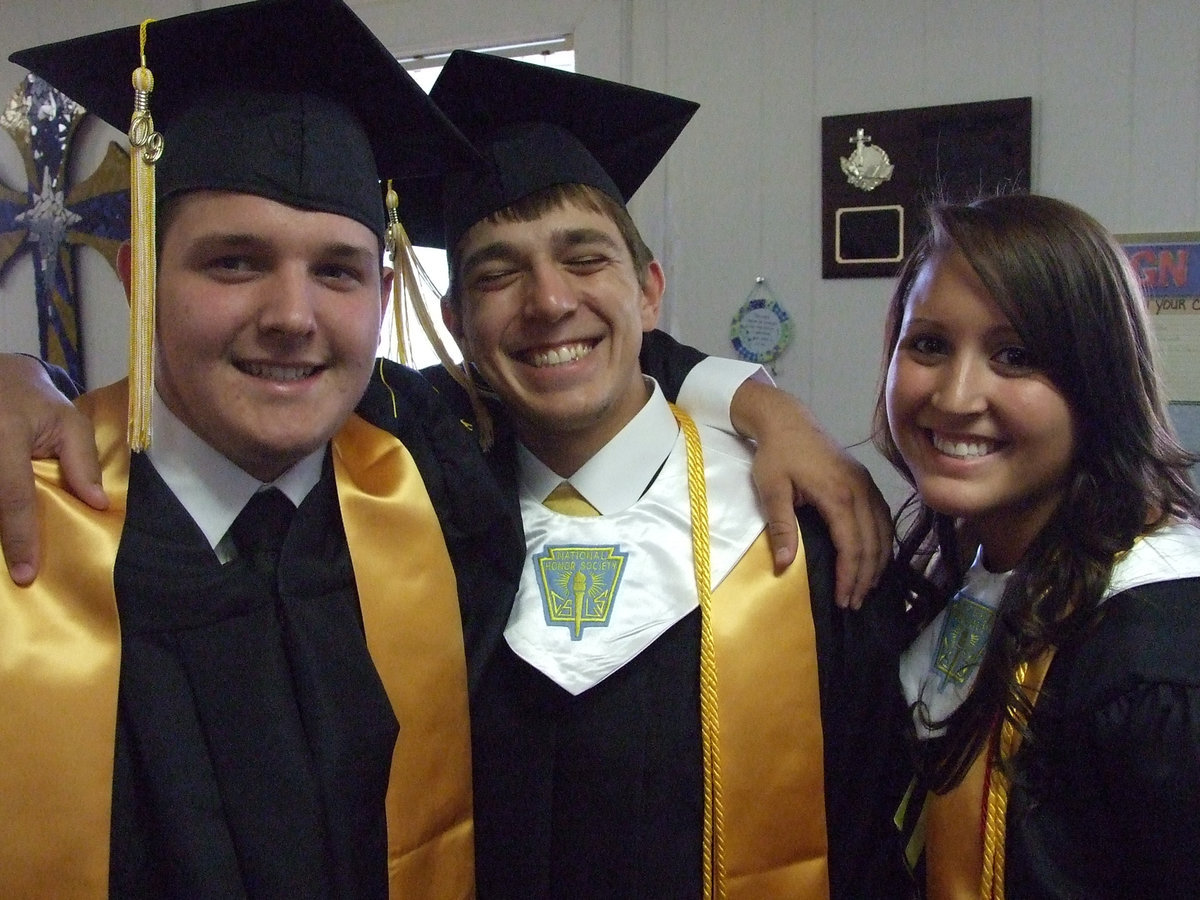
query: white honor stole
506 427 766 695
1103 520 1200 596
902 519 1200 740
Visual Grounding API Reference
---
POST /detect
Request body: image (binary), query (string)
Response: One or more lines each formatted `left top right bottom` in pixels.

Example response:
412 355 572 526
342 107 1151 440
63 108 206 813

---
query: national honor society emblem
534 544 628 639
932 589 996 689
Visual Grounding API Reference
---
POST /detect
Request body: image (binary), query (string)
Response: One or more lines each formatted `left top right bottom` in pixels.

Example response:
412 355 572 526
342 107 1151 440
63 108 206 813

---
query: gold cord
981 656 1046 900
979 677 1017 898
673 405 725 898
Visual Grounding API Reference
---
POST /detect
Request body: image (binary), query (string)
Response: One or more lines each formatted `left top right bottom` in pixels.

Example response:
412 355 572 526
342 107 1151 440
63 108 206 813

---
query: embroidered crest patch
933 590 996 689
533 544 628 640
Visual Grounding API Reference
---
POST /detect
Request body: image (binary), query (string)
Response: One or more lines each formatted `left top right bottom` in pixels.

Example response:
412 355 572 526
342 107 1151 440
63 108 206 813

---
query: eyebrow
319 242 379 266
460 241 520 275
902 315 1023 342
553 227 622 254
181 233 377 264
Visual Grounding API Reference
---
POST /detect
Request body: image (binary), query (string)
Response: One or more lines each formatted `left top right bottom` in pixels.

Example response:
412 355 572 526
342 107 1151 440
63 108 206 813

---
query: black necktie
229 487 296 577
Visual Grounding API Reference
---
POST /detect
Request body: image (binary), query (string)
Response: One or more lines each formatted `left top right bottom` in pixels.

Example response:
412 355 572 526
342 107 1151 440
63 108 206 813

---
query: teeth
932 434 995 459
242 362 316 381
526 342 592 368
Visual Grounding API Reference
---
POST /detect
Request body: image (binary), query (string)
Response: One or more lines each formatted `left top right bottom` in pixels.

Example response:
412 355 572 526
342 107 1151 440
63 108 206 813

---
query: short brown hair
445 183 655 310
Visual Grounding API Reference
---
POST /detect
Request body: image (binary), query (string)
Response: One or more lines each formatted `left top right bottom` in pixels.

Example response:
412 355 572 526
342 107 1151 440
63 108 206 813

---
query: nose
258 267 318 338
931 354 988 415
523 261 577 321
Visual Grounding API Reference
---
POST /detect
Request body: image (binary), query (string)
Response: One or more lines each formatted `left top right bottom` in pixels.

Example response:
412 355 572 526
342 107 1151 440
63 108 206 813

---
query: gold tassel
384 181 494 450
383 182 411 368
126 19 161 451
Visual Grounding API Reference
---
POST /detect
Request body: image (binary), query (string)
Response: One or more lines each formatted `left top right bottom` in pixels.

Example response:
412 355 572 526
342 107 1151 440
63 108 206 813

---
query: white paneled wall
2 0 1196 507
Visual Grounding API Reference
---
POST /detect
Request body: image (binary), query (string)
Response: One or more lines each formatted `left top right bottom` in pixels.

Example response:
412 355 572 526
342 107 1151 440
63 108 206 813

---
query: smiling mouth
931 432 998 459
520 341 596 368
237 361 320 381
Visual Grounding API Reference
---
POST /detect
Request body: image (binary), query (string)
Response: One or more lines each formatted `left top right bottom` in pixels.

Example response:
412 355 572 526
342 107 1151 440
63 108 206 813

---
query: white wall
2 0 1197 508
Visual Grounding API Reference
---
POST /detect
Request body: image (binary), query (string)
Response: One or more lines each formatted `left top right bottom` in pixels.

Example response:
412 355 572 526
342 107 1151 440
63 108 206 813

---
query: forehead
904 251 1008 327
459 199 623 255
162 190 380 251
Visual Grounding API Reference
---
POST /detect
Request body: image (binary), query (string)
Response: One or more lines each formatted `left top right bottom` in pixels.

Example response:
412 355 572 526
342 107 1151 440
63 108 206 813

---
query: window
380 40 574 370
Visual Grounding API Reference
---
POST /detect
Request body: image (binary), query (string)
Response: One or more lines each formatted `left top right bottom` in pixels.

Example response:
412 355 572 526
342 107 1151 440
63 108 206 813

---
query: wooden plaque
821 97 1031 279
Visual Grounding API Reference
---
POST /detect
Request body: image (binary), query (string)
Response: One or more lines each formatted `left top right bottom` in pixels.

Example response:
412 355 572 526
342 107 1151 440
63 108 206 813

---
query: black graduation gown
423 351 909 898
108 364 524 898
110 454 396 898
1005 577 1200 899
467 505 910 900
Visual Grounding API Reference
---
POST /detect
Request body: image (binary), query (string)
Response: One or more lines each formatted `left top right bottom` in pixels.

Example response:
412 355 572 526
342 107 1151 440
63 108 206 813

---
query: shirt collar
146 390 326 551
518 377 678 515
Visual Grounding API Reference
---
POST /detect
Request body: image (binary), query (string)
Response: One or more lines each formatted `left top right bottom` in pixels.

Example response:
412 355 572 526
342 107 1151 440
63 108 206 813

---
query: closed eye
564 255 610 274
470 267 520 291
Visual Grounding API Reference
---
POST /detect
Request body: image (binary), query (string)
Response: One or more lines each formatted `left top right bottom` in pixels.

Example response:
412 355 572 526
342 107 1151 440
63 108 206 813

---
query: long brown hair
873 194 1200 789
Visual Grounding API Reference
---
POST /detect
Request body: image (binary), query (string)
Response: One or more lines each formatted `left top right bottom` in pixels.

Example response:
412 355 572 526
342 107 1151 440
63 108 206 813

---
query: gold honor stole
923 651 1055 900
0 381 473 899
715 529 831 899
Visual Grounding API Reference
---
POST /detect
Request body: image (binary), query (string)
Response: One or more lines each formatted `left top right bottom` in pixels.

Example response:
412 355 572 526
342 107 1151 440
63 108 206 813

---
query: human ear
640 260 666 330
441 295 464 341
379 267 394 325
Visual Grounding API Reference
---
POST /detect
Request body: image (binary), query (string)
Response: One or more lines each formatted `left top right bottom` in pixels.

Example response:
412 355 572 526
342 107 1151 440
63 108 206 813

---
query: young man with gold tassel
0 1 515 895
421 51 911 900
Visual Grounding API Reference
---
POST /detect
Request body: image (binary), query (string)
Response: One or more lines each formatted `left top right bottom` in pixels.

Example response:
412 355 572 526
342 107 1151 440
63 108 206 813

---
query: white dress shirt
146 390 324 562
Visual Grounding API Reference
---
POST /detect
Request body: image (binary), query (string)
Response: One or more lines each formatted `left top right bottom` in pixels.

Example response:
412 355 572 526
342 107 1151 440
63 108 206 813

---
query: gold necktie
543 482 600 517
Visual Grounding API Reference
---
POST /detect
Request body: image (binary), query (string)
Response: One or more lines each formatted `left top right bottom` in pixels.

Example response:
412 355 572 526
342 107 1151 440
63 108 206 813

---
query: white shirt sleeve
673 356 773 436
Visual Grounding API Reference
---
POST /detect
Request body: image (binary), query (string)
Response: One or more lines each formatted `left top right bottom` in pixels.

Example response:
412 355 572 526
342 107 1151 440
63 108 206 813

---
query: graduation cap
10 0 476 449
400 49 700 251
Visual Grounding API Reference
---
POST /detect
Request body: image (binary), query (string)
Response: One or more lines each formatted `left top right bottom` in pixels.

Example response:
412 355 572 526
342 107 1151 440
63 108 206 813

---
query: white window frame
379 38 575 370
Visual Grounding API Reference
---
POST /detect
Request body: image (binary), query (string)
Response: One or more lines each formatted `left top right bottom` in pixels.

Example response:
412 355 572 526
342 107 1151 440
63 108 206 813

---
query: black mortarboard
402 49 699 250
10 0 476 448
10 0 474 242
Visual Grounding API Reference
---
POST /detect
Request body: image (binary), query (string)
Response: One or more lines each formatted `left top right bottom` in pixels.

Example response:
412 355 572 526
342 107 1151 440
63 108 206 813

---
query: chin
910 477 977 517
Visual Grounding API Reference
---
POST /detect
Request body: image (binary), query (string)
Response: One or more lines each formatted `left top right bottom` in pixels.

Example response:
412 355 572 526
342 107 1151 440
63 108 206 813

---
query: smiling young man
455 201 665 474
0 2 517 896
418 51 910 900
133 191 388 482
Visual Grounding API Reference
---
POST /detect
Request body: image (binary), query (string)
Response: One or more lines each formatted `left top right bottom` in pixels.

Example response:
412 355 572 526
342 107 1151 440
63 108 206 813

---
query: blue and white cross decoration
0 74 130 387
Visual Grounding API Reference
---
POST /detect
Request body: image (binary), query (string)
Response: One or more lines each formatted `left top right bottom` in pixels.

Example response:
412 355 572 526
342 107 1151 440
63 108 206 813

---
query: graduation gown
1 369 524 899
1004 576 1200 899
425 375 909 899
469 502 908 900
908 526 1200 900
109 452 398 898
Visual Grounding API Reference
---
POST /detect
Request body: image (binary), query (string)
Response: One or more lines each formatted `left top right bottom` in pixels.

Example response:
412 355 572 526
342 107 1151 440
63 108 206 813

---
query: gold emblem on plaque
840 128 894 192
